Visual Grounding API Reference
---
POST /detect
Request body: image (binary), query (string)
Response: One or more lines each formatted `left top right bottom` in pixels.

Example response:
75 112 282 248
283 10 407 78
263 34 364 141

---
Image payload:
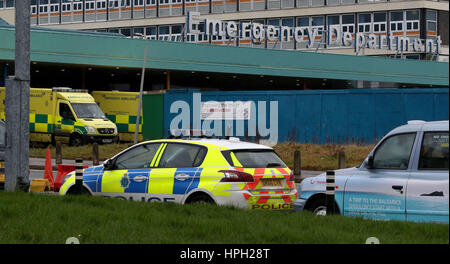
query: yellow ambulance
92 91 144 142
0 87 118 146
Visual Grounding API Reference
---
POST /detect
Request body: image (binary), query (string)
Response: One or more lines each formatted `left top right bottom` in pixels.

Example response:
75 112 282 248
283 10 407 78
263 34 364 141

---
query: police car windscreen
222 150 287 168
71 103 106 119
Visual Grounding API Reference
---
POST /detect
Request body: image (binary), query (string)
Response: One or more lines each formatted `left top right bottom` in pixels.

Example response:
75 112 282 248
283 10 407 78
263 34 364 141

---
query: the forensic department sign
186 11 442 54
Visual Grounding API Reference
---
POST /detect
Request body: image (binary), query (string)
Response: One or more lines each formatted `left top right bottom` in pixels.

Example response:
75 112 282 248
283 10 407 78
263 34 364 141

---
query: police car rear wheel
185 193 214 204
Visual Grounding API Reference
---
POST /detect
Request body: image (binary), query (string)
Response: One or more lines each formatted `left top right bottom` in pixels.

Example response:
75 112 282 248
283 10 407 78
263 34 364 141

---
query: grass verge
29 142 374 171
0 191 447 244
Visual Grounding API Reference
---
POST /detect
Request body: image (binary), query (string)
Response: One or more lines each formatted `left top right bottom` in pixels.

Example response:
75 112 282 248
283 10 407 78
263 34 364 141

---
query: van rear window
221 149 287 168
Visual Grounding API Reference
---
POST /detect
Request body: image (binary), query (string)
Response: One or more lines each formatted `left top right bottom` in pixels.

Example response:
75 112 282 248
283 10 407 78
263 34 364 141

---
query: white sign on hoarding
201 101 252 120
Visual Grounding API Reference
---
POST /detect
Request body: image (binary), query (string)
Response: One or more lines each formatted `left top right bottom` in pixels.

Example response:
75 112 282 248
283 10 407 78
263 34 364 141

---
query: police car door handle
175 174 190 181
132 175 148 182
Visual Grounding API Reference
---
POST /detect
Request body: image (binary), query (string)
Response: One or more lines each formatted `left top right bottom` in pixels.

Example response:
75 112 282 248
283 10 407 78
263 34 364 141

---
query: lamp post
133 33 148 145
5 0 30 191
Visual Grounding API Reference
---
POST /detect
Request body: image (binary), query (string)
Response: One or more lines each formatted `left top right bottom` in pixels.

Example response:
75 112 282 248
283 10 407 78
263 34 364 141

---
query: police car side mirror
103 159 114 170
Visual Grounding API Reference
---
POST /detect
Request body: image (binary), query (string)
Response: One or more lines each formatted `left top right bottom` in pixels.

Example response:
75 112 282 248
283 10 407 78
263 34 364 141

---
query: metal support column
5 0 31 192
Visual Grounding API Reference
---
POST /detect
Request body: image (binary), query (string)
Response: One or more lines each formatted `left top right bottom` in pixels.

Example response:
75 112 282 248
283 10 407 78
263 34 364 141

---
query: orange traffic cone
44 147 54 190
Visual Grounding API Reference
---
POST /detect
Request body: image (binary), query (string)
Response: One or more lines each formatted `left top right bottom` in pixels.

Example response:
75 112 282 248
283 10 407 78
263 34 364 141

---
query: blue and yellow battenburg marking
74 165 205 196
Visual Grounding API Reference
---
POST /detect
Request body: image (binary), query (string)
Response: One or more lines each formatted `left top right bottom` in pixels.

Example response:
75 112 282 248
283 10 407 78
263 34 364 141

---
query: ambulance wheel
185 193 214 204
70 133 84 146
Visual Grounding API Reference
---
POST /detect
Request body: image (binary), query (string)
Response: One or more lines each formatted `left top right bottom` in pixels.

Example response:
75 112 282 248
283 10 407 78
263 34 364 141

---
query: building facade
0 0 448 61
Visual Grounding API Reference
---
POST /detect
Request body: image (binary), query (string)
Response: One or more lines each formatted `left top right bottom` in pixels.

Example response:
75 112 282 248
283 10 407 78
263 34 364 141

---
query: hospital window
39 5 48 13
426 10 437 32
171 25 183 42
311 0 324 7
327 15 339 26
133 27 144 37
327 0 339 6
198 23 208 42
73 2 82 11
50 4 59 12
31 0 37 13
146 26 157 39
281 18 294 43
240 20 252 39
85 1 95 10
6 0 14 8
373 12 386 33
109 0 119 8
358 13 371 33
159 25 170 41
282 18 294 27
61 3 70 12
390 11 404 32
120 28 131 37
296 17 308 27
121 0 131 7
405 9 420 31
97 1 107 8
311 16 324 35
341 14 355 33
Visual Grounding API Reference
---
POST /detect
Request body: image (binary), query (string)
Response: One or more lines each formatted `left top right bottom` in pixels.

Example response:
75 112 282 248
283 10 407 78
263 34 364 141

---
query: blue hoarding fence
159 88 448 145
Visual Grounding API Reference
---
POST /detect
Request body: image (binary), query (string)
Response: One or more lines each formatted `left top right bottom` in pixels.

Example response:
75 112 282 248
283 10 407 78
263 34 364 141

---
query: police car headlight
85 126 96 133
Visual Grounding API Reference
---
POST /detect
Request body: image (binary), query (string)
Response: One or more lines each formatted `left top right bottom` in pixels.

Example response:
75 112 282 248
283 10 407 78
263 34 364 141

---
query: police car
294 120 449 223
60 137 297 211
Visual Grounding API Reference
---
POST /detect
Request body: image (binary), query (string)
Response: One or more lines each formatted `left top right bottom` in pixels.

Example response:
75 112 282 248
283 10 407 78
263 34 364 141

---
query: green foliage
0 192 447 244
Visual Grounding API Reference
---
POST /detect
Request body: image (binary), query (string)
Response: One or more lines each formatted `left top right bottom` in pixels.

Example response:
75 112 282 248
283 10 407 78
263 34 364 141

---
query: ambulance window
59 103 75 121
158 143 205 168
114 143 161 169
419 132 449 170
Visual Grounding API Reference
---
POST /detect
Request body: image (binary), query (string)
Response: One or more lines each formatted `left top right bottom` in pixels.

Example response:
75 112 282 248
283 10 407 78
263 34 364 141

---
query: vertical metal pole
293 149 301 183
134 38 148 145
338 150 346 169
75 158 83 195
5 0 31 192
326 170 336 215
92 143 99 166
56 141 62 165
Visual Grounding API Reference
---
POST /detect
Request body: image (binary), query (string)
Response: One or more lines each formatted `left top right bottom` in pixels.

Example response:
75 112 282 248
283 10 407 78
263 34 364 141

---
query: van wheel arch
304 193 341 215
